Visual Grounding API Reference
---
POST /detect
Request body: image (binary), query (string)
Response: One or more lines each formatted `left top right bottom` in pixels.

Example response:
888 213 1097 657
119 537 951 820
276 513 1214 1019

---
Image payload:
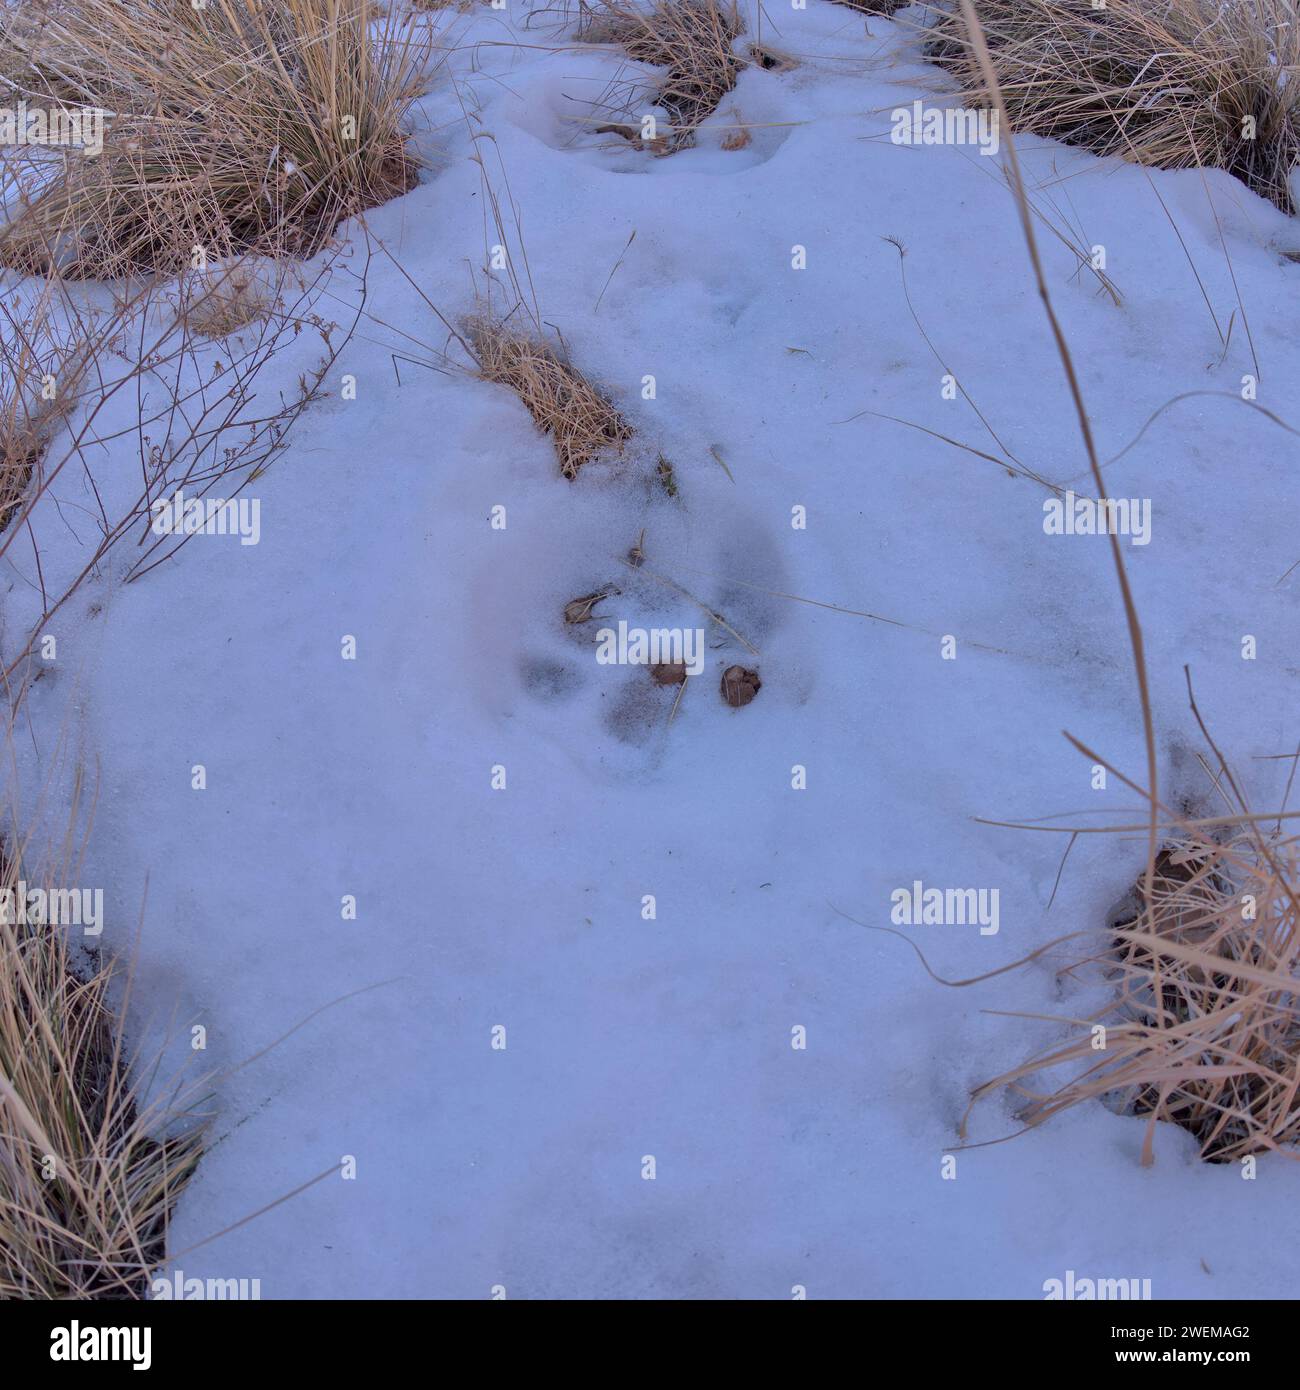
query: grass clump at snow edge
926 0 1300 212
0 811 205 1297
0 0 429 278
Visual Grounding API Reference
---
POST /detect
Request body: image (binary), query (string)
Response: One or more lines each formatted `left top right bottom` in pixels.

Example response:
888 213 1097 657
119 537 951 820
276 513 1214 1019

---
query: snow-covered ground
6 0 1300 1298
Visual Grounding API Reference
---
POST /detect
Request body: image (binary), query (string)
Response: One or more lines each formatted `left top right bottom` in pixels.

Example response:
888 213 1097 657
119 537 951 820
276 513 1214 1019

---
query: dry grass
836 0 911 14
747 42 797 73
0 0 429 279
0 397 58 538
927 0 1300 212
967 815 1300 1165
923 0 1300 1170
0 296 88 535
0 811 205 1297
179 263 276 341
467 318 631 479
577 0 746 153
655 453 679 496
719 107 753 150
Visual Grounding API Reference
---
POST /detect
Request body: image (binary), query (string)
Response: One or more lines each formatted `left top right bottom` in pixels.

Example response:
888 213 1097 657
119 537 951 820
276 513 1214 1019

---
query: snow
6 0 1300 1298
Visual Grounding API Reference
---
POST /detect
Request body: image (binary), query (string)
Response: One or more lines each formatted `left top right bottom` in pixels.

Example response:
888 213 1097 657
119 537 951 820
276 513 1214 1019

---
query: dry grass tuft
0 0 428 279
577 0 746 152
968 814 1300 1164
836 0 911 14
0 299 88 535
0 396 59 538
180 264 276 341
927 0 1300 212
467 319 632 479
0 832 205 1297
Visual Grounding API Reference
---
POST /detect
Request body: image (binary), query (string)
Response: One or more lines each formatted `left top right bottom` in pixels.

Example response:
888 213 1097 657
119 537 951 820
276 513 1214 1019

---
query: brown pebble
650 661 687 686
720 664 761 707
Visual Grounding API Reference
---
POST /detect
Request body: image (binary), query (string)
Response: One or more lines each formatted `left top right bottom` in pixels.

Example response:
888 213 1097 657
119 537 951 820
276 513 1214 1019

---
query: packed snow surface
6 1 1300 1298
